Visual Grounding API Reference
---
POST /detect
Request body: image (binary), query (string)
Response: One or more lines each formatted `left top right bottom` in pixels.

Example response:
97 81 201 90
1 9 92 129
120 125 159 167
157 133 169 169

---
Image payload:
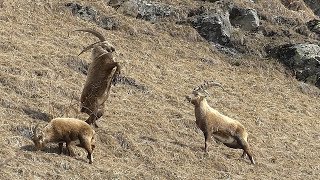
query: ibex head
186 81 224 105
73 29 115 56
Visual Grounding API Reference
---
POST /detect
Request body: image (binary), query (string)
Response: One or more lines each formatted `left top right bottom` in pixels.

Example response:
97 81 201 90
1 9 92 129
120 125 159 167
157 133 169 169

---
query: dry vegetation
0 0 319 179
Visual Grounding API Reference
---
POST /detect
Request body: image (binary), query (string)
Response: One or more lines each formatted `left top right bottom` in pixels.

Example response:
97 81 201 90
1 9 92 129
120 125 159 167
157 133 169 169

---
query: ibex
186 81 255 164
32 118 96 164
74 29 121 127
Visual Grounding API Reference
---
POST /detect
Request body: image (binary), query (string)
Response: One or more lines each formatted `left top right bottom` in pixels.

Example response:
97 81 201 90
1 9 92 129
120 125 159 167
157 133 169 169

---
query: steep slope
0 0 319 179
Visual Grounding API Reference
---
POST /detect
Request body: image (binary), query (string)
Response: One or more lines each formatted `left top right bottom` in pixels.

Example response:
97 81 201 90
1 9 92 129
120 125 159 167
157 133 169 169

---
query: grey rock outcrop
304 0 320 16
229 7 260 31
270 43 320 87
108 0 179 23
188 7 232 46
66 2 120 30
307 19 320 34
66 3 98 22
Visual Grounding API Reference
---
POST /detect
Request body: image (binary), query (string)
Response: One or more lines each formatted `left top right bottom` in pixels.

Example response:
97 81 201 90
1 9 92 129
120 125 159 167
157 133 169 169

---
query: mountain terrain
0 0 319 179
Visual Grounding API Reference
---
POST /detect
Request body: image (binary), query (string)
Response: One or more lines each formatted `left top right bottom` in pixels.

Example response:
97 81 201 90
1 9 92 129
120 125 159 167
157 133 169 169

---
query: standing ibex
74 29 121 127
32 118 96 164
186 81 255 164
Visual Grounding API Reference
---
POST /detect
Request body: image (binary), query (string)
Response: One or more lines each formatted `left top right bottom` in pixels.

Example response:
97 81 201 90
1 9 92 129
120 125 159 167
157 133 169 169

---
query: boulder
137 1 176 22
188 8 232 46
307 19 320 34
65 3 120 30
304 0 320 16
65 3 98 22
99 16 120 30
110 0 178 23
270 43 320 87
229 7 259 31
117 0 139 17
105 0 127 7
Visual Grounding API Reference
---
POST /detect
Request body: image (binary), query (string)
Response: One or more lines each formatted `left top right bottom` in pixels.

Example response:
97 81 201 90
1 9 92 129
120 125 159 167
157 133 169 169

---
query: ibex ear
199 95 205 101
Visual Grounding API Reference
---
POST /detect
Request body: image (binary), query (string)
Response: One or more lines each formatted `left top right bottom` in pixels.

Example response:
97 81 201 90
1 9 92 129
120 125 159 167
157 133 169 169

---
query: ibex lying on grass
32 118 96 164
186 81 255 164
74 29 121 127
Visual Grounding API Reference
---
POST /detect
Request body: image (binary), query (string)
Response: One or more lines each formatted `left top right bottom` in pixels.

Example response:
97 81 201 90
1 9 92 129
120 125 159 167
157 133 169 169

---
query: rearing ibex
74 29 121 127
186 81 255 164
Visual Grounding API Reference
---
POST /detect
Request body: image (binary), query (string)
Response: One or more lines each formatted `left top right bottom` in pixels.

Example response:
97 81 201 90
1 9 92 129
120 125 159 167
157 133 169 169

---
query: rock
303 0 320 16
212 42 240 57
289 44 320 67
272 16 300 27
269 43 320 87
281 0 308 11
307 19 320 34
65 2 98 22
137 1 176 22
65 3 120 30
109 0 178 22
99 16 120 30
106 0 127 7
188 8 232 46
117 0 139 17
229 7 259 31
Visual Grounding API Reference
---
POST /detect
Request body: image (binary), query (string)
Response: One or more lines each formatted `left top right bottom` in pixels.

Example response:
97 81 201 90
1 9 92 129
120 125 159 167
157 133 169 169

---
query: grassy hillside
0 0 319 179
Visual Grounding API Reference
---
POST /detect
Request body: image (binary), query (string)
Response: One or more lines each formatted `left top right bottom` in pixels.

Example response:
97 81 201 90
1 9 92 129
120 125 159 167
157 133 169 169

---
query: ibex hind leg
203 131 212 153
85 110 103 128
58 142 64 154
94 110 104 127
241 150 247 158
66 141 76 157
235 135 255 164
85 114 96 126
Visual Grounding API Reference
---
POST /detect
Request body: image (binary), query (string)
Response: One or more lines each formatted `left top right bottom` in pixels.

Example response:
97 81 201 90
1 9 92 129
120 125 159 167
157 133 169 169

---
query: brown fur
74 29 121 127
32 118 96 164
186 82 255 164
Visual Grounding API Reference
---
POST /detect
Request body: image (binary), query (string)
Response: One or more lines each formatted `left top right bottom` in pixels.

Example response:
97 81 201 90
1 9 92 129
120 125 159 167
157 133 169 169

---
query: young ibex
32 118 96 164
186 81 255 164
74 29 121 127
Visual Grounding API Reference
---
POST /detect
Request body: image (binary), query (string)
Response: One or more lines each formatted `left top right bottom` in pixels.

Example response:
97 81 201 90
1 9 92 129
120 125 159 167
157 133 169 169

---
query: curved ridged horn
74 29 106 41
193 80 224 93
73 29 107 56
78 41 101 56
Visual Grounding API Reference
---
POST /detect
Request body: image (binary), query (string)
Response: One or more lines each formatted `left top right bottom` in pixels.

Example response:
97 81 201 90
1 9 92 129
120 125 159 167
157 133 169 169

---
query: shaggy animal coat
186 91 255 164
33 118 96 164
80 46 120 127
75 29 120 127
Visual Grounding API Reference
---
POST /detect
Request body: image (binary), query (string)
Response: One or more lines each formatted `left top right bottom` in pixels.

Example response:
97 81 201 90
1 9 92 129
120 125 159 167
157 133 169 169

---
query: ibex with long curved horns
74 29 121 127
186 81 255 164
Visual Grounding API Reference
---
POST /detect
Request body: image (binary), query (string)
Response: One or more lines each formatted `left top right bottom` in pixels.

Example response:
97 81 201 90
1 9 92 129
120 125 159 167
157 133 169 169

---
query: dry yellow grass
0 0 319 179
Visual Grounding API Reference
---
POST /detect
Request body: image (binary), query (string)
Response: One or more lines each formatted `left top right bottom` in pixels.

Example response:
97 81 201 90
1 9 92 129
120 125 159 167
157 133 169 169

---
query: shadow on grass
140 136 202 152
140 136 157 142
21 106 52 122
20 144 89 164
20 144 35 152
170 140 203 152
20 144 60 154
14 129 90 164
